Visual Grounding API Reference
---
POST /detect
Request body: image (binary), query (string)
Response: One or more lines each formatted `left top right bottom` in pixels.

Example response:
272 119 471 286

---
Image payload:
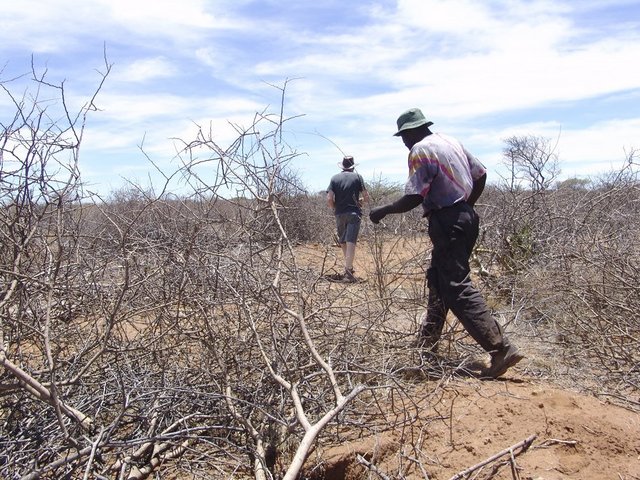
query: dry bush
2 60 637 480
475 140 639 405
0 71 439 479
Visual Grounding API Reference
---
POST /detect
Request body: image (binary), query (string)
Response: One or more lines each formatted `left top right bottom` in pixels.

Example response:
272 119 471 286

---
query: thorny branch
2 57 638 480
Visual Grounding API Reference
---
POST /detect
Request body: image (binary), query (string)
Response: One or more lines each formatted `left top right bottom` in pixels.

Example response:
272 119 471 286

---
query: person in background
327 156 370 282
369 108 523 378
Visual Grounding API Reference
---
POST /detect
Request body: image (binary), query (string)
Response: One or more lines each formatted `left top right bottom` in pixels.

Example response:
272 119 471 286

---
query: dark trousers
420 202 506 353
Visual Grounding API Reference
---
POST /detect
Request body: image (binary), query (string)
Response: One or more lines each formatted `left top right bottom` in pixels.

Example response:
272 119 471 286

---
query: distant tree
502 135 560 193
556 177 591 190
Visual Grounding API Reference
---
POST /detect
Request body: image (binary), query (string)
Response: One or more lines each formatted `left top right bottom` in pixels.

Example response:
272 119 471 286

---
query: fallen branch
448 434 537 480
535 438 578 448
509 448 521 480
1 351 93 430
356 454 392 480
21 446 95 480
127 439 191 480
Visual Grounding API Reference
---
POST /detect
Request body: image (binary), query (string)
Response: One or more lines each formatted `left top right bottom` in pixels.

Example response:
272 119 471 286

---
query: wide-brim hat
338 155 356 170
393 108 434 136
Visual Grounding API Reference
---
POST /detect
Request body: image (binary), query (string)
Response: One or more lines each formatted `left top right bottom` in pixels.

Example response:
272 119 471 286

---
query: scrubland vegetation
1 66 638 479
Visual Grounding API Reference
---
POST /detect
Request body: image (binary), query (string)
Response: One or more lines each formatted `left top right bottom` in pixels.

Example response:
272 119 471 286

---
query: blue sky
1 0 639 196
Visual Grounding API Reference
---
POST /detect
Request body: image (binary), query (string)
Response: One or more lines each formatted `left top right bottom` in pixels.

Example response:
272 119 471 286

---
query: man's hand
369 206 387 224
370 195 421 224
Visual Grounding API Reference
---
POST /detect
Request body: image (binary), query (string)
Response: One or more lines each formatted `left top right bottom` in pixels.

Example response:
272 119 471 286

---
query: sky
1 0 639 197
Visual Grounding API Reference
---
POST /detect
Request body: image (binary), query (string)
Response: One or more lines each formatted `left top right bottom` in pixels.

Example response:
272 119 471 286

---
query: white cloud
395 0 500 34
0 0 241 56
1 0 639 195
113 57 177 83
107 0 217 30
243 0 640 131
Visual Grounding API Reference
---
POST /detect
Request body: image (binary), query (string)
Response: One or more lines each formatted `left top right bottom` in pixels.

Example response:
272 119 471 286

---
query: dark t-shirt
327 171 366 215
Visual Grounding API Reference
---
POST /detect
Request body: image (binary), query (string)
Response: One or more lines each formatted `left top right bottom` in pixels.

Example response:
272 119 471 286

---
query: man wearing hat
369 108 523 378
327 156 369 282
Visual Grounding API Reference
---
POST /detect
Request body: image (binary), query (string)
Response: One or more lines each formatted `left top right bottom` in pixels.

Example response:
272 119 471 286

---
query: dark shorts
336 212 361 244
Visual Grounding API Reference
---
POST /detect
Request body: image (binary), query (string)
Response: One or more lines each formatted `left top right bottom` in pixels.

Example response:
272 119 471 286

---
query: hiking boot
411 335 439 354
484 344 524 378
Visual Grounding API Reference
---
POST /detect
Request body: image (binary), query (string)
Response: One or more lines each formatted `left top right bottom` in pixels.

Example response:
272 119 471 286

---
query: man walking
327 156 369 282
369 108 523 378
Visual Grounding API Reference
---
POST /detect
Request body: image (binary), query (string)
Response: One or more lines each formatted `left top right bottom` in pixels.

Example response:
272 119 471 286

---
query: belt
442 200 466 209
425 200 468 218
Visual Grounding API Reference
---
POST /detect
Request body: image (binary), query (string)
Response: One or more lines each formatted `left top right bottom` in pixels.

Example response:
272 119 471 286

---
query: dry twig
448 434 536 480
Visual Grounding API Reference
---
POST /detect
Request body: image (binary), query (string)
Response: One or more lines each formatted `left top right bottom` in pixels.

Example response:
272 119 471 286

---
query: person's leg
344 242 356 271
429 204 506 353
343 214 361 279
418 266 448 351
336 214 348 266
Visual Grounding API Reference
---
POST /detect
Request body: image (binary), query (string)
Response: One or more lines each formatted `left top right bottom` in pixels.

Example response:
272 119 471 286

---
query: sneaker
484 344 524 378
343 269 357 283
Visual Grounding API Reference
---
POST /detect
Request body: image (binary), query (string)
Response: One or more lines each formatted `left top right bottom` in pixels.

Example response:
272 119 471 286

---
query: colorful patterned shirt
404 133 486 215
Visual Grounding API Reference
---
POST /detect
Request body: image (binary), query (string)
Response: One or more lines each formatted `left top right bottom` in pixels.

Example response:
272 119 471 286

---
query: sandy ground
313 372 640 479
295 240 640 480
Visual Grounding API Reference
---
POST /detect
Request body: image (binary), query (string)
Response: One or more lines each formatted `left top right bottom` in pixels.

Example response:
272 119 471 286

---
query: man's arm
361 189 370 206
467 173 486 207
369 194 423 224
326 191 335 210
